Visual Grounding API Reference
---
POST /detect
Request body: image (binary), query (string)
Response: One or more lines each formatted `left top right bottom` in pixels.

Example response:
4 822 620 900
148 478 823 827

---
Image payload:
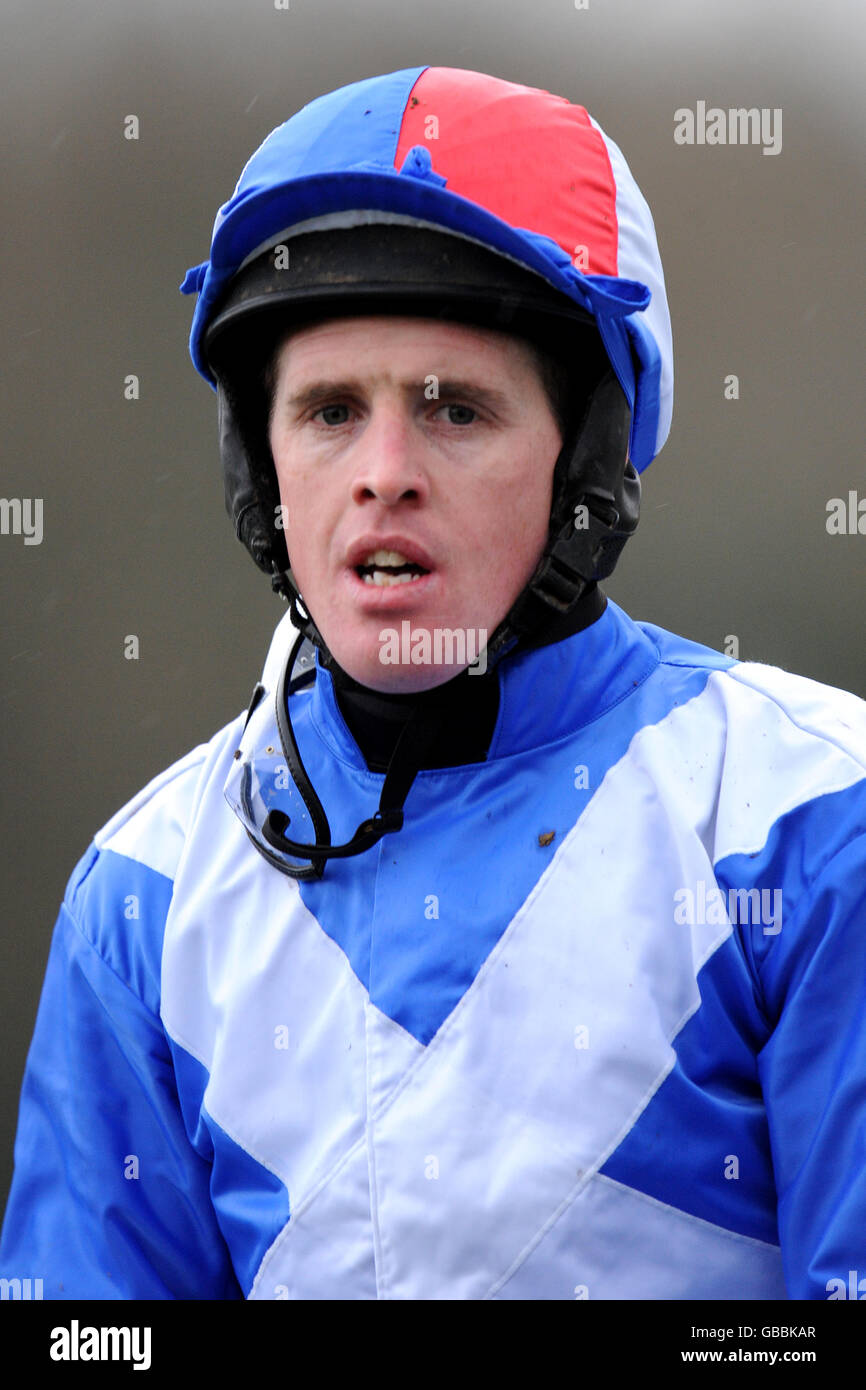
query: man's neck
327 585 606 773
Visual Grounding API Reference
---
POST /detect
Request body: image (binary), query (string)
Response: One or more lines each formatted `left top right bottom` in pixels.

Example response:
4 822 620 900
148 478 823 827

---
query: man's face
267 315 563 693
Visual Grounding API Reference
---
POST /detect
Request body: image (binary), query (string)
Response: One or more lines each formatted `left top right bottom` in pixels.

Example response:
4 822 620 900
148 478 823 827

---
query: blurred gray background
1 0 864 1213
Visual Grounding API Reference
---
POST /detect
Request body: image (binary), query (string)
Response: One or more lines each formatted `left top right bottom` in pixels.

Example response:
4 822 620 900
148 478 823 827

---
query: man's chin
310 612 492 691
332 649 467 695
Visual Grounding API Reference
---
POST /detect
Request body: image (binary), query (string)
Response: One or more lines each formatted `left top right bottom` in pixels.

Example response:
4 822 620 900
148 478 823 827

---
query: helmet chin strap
258 625 463 879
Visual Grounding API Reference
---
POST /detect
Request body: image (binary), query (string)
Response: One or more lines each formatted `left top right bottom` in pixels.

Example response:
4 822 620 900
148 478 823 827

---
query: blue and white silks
2 598 865 1299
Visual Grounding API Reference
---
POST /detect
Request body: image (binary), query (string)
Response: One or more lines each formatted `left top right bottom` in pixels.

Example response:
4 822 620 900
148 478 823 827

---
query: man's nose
349 403 429 507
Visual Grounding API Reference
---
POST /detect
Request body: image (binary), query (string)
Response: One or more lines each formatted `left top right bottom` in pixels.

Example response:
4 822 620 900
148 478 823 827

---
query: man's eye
314 403 351 426
438 403 477 425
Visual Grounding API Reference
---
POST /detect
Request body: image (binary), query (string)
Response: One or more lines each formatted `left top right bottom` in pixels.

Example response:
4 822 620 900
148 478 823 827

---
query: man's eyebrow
283 377 514 414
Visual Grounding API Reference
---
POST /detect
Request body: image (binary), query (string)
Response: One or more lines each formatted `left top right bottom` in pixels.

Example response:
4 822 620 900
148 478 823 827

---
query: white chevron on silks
162 784 425 1214
491 1172 787 1300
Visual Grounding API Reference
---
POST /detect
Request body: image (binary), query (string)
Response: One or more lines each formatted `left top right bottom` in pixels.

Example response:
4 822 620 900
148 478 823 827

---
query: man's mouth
355 548 431 587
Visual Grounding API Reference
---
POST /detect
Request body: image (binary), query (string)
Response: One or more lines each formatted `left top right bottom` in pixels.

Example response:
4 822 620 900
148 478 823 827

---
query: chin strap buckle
532 485 621 613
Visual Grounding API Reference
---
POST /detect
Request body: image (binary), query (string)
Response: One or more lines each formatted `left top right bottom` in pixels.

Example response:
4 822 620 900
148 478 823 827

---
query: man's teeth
364 549 413 566
358 547 428 586
362 570 421 587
